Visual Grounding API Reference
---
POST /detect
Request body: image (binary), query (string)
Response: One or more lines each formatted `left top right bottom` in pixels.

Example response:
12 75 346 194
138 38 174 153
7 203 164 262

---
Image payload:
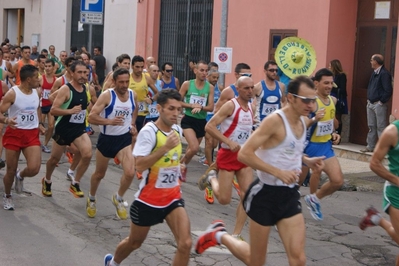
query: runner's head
263 60 278 81
65 57 77 73
313 68 334 97
236 76 254 102
156 89 182 127
69 61 88 85
148 64 160 81
207 69 219 86
117 54 131 70
21 46 31 60
287 75 316 116
234 63 251 81
20 65 39 88
44 59 55 75
113 68 130 94
161 62 174 78
194 60 208 81
131 55 145 76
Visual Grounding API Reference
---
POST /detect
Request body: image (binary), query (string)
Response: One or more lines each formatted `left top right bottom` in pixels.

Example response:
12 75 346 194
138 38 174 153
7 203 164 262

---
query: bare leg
309 169 321 195
89 150 109 197
3 149 21 194
180 128 201 165
116 145 135 197
45 142 65 181
315 157 344 200
72 134 92 183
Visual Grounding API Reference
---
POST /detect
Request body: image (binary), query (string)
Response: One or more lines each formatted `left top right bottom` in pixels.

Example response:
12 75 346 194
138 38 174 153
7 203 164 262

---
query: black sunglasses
268 69 278 73
165 69 173 73
291 93 317 104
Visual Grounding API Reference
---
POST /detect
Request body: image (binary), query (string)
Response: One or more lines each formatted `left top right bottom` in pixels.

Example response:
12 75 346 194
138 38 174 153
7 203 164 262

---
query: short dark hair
113 68 130 81
117 54 131 63
112 62 119 71
264 60 277 70
287 76 315 95
234 63 250 73
38 54 47 61
20 65 38 82
157 89 182 106
65 56 76 67
161 62 173 71
70 46 78 53
208 62 219 70
69 60 86 72
41 48 48 54
81 52 91 60
196 60 208 67
94 46 102 52
131 55 144 65
21 46 30 52
313 68 334 82
45 58 55 66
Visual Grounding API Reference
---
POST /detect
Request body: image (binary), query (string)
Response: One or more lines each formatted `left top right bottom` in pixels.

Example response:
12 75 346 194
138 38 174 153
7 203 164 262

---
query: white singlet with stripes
255 109 306 188
220 98 253 149
99 89 135 136
8 86 39 129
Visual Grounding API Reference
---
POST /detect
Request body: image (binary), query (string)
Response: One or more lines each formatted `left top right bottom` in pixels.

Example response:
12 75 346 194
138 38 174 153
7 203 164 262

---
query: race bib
189 95 207 107
261 103 279 116
17 110 38 127
316 119 334 136
138 101 148 112
155 166 179 189
231 128 250 145
148 103 159 118
114 107 131 119
42 89 51 100
69 109 86 124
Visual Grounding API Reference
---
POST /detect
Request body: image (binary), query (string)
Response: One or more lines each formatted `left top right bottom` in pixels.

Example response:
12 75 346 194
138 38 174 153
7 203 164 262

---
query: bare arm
89 84 98 104
88 91 120 126
50 85 80 116
175 77 181 91
50 77 62 94
279 82 287 107
215 87 234 113
370 124 399 186
0 89 17 128
146 75 159 100
179 81 202 109
202 84 214 112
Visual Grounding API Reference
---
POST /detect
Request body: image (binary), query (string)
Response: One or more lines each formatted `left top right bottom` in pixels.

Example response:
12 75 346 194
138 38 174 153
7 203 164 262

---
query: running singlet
255 109 306 188
387 120 399 179
184 79 210 120
257 80 282 121
14 60 36 85
162 76 177 90
55 83 88 131
220 98 253 149
134 122 182 208
8 86 39 129
206 83 220 121
129 73 148 116
147 80 162 119
230 84 238 97
309 95 335 143
41 75 56 107
100 89 135 135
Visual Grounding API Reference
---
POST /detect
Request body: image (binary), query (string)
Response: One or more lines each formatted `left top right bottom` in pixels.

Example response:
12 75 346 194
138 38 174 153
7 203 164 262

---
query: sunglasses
268 69 278 73
239 73 252 77
165 69 173 73
10 53 15 54
291 93 317 104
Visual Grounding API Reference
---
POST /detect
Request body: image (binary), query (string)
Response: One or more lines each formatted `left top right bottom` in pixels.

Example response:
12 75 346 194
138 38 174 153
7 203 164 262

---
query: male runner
359 118 399 266
87 68 137 219
198 76 254 240
104 89 191 266
1 65 45 210
42 61 92 198
195 76 325 266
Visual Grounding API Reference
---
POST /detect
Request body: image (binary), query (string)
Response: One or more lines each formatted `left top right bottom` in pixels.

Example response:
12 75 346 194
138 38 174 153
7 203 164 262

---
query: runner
198 76 254 240
195 75 325 266
87 68 137 219
0 78 9 169
10 46 36 85
1 65 45 210
161 62 180 90
359 118 399 266
42 61 92 198
104 89 191 266
39 59 56 153
179 60 214 181
145 64 162 123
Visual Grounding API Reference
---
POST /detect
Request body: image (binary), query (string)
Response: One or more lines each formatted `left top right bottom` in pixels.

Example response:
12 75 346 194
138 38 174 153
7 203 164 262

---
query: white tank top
8 86 40 129
99 89 135 135
255 109 306 188
220 98 253 149
0 60 6 71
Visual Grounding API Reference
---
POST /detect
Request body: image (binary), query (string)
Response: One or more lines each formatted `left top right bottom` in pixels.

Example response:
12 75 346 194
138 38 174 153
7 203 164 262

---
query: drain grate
358 175 385 183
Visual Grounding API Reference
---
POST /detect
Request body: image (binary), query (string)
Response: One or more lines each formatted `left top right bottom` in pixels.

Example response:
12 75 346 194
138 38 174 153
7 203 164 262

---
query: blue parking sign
81 0 104 13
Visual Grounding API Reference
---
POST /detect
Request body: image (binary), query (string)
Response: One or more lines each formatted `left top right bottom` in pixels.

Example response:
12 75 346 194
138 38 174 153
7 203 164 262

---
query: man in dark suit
361 54 393 153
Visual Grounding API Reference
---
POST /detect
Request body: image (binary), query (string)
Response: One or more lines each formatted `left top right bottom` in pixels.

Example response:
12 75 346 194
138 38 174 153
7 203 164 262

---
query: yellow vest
129 73 148 116
310 95 335 143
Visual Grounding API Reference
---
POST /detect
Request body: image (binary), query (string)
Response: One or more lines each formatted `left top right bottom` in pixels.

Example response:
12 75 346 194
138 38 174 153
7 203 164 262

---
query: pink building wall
392 20 399 119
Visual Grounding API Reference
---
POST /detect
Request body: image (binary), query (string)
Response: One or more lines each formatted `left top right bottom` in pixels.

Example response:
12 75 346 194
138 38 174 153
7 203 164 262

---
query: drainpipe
219 0 228 88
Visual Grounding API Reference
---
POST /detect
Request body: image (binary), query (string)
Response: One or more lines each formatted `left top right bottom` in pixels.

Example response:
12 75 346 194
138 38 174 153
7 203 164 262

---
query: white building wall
40 0 72 53
103 0 137 71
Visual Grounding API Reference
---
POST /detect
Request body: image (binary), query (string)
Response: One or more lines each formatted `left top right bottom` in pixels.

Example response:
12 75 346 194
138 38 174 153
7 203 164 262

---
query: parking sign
80 0 104 25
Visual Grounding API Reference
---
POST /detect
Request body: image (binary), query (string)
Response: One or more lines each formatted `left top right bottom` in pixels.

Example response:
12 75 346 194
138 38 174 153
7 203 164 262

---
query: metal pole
219 0 228 88
184 0 191 81
88 24 93 54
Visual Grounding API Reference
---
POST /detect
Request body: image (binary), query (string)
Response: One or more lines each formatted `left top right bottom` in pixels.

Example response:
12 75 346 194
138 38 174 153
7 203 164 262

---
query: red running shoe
195 220 226 254
359 206 380 230
136 171 143 180
66 152 74 164
114 157 120 165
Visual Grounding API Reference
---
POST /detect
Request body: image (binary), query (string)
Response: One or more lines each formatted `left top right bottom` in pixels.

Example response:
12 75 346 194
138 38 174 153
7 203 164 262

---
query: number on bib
262 103 278 116
69 109 86 124
17 110 38 127
189 95 207 107
316 119 334 136
155 166 179 189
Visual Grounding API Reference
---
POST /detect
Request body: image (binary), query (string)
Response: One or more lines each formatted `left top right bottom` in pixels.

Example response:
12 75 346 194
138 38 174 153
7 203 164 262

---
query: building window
269 29 298 61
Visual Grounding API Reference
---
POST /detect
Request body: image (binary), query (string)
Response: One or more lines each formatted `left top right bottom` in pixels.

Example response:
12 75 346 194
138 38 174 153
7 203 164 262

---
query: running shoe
112 194 127 220
114 157 120 165
86 197 97 218
136 171 143 180
3 195 14 210
198 170 216 191
0 158 6 169
195 221 226 254
198 156 206 164
69 182 84 198
41 177 52 197
66 171 75 181
232 176 241 197
359 206 380 230
41 145 51 153
104 254 113 266
204 187 214 204
232 234 245 241
66 151 74 164
304 194 323 220
14 170 23 194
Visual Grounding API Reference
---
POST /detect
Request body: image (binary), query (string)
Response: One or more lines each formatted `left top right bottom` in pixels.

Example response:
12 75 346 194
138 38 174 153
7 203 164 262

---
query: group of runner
0 42 398 266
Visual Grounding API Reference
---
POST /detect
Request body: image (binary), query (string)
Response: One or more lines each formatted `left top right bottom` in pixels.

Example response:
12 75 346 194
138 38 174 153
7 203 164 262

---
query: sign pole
88 24 93 54
219 0 228 88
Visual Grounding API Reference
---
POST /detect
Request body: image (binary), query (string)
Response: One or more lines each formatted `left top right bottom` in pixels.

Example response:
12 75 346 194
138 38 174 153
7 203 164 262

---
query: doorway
350 0 398 144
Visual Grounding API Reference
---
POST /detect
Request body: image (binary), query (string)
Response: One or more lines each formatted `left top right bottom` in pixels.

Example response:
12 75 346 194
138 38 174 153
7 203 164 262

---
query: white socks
215 230 227 244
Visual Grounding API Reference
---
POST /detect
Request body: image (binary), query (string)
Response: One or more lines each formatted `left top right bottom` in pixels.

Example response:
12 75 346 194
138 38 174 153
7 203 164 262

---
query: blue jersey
147 80 162 119
206 83 220 121
161 76 177 90
257 80 282 121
